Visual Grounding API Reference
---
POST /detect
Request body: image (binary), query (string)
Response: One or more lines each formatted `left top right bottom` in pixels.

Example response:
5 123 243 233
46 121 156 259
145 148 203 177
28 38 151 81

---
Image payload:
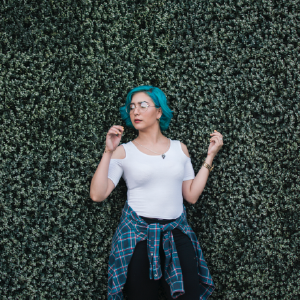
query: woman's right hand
105 125 124 152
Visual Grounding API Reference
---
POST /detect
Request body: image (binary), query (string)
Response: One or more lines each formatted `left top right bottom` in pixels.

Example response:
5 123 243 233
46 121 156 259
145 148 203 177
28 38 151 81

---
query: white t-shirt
107 139 195 219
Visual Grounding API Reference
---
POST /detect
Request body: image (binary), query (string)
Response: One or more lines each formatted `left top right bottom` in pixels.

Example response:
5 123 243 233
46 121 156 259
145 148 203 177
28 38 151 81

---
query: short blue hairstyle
120 86 173 131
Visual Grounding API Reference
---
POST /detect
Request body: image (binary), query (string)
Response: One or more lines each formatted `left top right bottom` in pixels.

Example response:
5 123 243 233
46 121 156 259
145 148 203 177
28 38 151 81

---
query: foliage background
1 0 299 299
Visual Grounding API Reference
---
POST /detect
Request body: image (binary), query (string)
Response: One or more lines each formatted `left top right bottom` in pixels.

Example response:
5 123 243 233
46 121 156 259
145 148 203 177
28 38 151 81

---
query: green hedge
1 0 299 299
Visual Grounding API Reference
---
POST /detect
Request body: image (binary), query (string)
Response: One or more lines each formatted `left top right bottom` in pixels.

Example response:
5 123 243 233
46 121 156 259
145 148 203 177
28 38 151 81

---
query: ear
157 108 162 119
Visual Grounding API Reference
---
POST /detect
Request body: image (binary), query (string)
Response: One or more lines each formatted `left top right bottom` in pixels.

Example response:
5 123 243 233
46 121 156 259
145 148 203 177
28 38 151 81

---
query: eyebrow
130 101 148 104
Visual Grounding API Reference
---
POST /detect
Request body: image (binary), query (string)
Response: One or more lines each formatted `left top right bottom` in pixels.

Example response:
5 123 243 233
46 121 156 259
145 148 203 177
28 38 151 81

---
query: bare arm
182 151 213 204
90 125 125 202
182 130 223 204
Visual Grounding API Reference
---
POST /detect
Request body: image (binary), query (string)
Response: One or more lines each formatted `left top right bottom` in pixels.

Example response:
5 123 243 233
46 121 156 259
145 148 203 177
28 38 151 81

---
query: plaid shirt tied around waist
108 201 215 299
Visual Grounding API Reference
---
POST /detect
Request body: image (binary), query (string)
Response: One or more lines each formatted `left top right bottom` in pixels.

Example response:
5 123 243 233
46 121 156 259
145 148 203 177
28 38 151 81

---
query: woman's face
129 92 162 131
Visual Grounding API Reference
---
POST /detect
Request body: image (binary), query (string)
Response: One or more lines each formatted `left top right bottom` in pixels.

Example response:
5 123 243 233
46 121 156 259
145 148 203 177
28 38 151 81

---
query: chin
133 124 144 130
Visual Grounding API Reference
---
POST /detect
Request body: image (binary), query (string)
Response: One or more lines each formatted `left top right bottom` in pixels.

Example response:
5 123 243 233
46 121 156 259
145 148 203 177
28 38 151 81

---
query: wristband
203 162 214 172
104 147 113 154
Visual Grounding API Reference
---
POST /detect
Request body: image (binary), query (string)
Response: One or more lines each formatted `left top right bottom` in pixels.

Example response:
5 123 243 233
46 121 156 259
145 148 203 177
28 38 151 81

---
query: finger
211 135 223 140
210 134 223 142
108 128 121 136
112 125 124 131
111 125 124 132
112 125 124 135
210 132 222 136
210 136 221 143
107 127 119 134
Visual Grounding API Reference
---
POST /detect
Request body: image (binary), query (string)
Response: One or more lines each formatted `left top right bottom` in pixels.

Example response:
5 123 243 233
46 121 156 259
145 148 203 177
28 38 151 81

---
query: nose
133 106 140 115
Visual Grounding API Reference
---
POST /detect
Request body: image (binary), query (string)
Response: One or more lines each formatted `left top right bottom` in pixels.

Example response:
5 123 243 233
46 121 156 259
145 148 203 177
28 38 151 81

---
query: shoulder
111 144 126 159
179 142 190 158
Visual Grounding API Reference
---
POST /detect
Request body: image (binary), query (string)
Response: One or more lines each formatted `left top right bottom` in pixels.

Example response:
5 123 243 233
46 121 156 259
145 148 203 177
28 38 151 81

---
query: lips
134 119 142 123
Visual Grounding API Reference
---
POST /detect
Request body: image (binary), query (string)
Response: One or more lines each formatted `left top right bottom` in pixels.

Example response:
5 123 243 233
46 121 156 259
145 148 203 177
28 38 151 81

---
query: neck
136 126 165 145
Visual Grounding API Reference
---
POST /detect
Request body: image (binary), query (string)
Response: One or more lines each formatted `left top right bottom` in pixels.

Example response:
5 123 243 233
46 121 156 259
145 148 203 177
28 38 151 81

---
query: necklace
133 139 169 159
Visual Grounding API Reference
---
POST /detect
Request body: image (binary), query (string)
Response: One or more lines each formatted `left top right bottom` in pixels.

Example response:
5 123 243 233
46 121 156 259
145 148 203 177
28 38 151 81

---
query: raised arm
182 130 223 204
90 125 125 202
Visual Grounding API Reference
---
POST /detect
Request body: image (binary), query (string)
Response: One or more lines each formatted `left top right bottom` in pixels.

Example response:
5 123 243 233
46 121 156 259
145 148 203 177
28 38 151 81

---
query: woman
90 86 223 300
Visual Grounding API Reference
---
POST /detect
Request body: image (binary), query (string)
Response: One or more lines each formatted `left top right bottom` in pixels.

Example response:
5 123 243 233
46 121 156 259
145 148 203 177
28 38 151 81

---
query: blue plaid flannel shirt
108 201 215 299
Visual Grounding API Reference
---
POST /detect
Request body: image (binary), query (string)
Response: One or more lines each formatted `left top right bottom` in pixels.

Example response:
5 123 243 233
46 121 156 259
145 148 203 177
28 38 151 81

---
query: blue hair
120 86 173 131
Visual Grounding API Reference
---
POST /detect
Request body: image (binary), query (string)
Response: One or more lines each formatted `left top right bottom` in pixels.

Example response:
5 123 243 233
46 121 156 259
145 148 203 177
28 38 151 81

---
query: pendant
162 154 166 159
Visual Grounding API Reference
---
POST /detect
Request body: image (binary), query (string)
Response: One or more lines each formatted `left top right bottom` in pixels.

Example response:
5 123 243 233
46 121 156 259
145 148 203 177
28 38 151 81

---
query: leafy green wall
1 0 299 299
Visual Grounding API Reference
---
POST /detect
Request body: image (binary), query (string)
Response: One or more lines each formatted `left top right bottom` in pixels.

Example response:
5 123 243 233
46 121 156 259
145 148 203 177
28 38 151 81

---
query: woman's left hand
207 130 223 158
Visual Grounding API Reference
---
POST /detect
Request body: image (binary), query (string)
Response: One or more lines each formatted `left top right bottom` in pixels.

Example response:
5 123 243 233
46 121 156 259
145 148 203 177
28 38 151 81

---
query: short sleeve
108 159 123 187
183 157 195 181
